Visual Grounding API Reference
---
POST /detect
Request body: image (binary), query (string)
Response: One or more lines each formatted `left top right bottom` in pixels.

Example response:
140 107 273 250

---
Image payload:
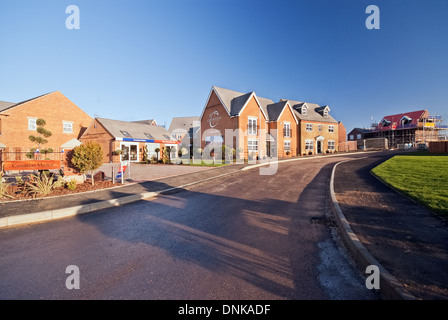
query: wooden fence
429 141 448 153
338 141 357 152
0 147 63 162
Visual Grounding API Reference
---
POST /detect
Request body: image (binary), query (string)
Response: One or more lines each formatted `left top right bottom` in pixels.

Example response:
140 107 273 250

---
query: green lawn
181 160 229 167
371 154 448 215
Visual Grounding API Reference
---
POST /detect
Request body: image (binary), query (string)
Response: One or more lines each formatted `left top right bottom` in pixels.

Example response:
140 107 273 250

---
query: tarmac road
0 154 379 300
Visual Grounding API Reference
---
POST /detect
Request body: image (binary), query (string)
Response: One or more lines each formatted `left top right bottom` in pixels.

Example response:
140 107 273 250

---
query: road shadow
74 161 375 299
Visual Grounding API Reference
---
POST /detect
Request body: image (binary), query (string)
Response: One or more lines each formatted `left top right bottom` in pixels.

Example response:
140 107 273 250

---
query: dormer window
302 106 307 115
401 116 412 126
323 106 330 117
380 119 391 127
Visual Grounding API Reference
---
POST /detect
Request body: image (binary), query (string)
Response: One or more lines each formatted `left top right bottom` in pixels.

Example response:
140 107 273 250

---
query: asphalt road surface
0 154 380 300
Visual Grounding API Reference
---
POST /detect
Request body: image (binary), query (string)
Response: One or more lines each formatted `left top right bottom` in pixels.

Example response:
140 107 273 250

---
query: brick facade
0 91 92 151
78 119 118 163
80 118 177 163
200 86 341 159
298 120 339 155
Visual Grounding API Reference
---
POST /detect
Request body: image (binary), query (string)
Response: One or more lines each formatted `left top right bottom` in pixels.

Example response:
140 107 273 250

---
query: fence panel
338 141 357 152
429 141 448 153
0 147 63 161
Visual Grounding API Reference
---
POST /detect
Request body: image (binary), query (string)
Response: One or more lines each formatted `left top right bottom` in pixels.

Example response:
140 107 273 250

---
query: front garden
371 152 448 215
1 141 118 201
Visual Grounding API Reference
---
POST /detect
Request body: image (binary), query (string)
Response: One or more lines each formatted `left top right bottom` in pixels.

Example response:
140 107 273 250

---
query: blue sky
1 0 447 132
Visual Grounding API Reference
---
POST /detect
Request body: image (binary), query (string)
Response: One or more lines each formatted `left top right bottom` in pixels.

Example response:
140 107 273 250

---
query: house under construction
359 109 446 148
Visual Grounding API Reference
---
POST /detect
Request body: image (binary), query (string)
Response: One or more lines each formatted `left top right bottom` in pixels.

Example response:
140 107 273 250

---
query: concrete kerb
0 151 385 229
329 158 418 300
0 168 243 229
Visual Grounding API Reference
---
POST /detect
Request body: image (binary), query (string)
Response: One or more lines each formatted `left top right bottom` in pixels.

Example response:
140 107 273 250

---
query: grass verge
180 161 229 167
371 154 448 215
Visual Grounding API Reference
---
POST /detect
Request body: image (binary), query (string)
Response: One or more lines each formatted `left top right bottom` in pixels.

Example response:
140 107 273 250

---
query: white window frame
329 125 334 133
284 140 291 151
328 140 335 150
248 117 257 135
302 106 307 115
28 118 37 131
305 139 313 150
283 122 291 138
120 142 139 162
318 124 322 132
248 139 258 152
306 123 313 132
63 121 74 133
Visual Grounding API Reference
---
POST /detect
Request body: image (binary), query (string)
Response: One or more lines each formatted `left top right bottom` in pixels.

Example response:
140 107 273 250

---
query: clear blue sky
1 0 447 132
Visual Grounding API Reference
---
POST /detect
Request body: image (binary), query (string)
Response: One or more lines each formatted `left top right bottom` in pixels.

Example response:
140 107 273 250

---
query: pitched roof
168 116 200 133
256 96 275 119
381 110 427 124
132 119 157 126
212 86 272 118
266 101 288 121
350 127 373 134
286 100 338 123
210 86 338 123
61 138 82 149
212 86 245 115
0 101 16 112
96 118 176 142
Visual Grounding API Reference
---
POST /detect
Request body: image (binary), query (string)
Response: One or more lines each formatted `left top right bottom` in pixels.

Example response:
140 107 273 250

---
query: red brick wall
201 90 237 151
275 105 297 157
238 95 268 159
338 121 347 143
79 119 116 163
0 91 92 151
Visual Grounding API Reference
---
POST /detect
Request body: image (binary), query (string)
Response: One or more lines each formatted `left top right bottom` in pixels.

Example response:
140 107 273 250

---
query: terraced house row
200 86 345 159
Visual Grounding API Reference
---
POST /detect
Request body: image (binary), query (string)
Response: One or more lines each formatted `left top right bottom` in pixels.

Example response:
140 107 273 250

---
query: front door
129 145 138 161
317 140 322 154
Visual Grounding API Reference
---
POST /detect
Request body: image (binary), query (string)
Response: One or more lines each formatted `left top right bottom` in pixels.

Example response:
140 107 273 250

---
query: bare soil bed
2 180 119 202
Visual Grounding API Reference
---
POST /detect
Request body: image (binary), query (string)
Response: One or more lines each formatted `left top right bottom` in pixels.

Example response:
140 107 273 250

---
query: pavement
332 153 448 300
1 151 447 300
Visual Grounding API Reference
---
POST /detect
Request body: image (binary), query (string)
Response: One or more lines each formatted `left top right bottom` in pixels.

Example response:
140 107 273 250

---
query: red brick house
80 118 180 163
0 91 92 156
200 86 341 159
